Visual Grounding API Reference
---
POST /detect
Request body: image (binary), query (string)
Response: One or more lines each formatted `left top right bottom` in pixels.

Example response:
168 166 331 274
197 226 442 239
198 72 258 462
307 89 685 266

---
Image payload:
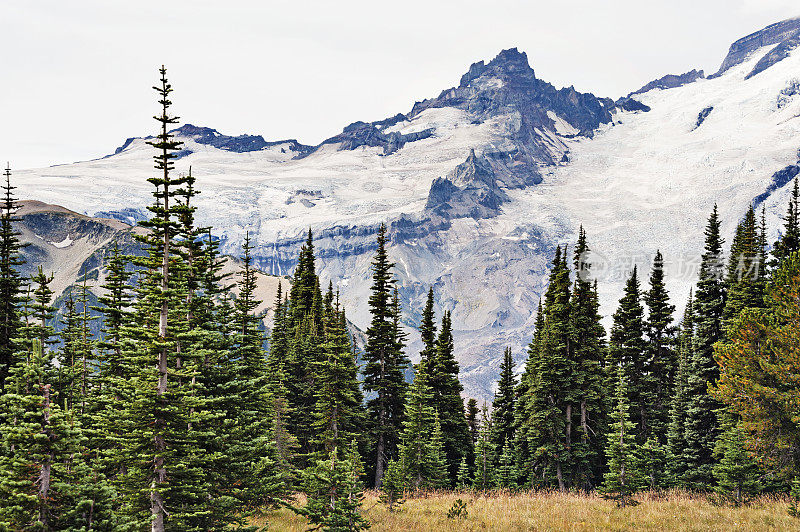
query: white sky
3 0 799 169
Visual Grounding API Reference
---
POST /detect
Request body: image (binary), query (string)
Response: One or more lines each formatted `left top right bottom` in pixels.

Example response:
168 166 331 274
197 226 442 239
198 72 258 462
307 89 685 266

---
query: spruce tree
496 443 518 490
0 164 26 392
684 205 726 488
395 361 436 491
363 223 408 488
724 206 767 331
466 398 479 447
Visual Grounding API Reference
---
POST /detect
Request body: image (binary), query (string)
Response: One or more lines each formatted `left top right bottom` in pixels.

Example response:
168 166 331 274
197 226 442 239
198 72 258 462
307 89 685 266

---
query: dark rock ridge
629 69 704 96
425 150 509 220
112 124 313 157
694 106 714 130
714 17 800 77
746 28 800 79
314 120 435 156
753 157 800 207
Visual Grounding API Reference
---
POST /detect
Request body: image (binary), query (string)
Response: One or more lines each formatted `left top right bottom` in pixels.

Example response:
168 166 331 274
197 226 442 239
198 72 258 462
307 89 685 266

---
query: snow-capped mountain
16 17 800 398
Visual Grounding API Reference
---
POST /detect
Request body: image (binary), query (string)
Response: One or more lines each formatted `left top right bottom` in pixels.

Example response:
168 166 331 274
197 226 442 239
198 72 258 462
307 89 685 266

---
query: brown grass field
252 490 800 531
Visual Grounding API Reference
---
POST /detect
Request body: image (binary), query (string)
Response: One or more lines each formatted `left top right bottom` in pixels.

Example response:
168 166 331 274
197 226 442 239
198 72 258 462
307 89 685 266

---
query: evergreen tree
713 418 763 506
607 267 648 443
466 398 479 447
418 287 436 367
684 205 726 488
296 440 370 532
772 178 799 268
569 229 608 488
490 347 516 457
395 362 436 491
643 251 677 444
363 223 408 488
0 340 83 530
472 404 495 491
711 251 800 482
600 367 641 508
496 443 518 490
456 456 471 489
724 206 767 331
426 310 470 484
0 164 26 392
666 292 694 485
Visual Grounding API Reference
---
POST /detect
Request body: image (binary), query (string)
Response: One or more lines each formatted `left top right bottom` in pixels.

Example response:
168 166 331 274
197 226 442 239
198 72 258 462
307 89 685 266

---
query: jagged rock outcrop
316 120 434 156
629 69 705 96
425 150 509 219
714 17 800 77
746 28 800 79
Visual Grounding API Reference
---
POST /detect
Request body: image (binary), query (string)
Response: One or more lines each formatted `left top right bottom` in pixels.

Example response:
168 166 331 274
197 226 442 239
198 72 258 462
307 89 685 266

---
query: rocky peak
459 47 536 88
714 17 800 77
425 150 508 219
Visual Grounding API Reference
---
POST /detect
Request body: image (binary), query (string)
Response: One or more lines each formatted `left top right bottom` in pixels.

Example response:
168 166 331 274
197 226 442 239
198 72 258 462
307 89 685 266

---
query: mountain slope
15 19 800 398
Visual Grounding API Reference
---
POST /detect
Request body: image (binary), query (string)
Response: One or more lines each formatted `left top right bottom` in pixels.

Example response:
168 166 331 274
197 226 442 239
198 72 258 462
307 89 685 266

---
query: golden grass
252 490 800 531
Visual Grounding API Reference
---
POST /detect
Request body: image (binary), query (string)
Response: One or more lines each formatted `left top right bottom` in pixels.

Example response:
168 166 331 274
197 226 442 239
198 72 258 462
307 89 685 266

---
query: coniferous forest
2 69 800 531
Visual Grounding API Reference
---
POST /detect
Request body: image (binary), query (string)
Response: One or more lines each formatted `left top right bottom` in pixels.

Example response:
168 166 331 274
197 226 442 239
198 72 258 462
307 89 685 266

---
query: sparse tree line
0 69 798 531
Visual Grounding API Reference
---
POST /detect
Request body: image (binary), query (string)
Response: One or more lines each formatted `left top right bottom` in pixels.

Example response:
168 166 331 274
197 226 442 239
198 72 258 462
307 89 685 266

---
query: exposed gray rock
315 120 434 156
425 150 509 219
746 28 800 79
694 106 714 129
629 69 704 96
714 17 800 77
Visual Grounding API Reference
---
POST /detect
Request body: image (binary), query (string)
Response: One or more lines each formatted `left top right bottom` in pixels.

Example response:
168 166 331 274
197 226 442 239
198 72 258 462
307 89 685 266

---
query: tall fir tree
683 205 726 488
666 292 694 485
0 164 26 392
363 223 408 488
600 366 642 508
772 178 799 268
490 347 516 458
569 229 608 488
608 267 649 444
643 251 677 445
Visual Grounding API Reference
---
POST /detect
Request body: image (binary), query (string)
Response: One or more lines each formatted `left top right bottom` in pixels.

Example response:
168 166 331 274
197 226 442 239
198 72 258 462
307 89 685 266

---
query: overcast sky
3 0 799 169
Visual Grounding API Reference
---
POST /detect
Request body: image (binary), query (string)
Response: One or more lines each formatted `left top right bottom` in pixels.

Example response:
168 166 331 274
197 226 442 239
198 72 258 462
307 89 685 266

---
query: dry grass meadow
252 489 800 531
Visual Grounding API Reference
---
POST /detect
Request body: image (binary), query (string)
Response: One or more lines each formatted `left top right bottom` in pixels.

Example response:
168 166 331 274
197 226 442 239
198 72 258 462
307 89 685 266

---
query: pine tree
363 223 408 488
643 251 677 445
684 205 726 488
114 66 218 530
456 456 471 489
788 476 800 518
600 366 641 508
428 413 449 490
711 251 800 483
638 436 667 491
395 363 436 491
519 247 573 490
418 287 436 367
0 164 26 392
